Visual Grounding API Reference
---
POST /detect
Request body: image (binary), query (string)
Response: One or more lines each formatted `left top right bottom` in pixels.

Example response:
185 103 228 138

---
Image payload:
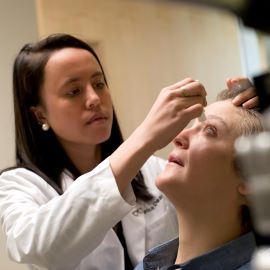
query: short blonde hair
217 89 263 233
216 89 263 136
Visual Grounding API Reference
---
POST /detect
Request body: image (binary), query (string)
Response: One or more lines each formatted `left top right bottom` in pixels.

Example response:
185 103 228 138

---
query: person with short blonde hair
135 86 262 270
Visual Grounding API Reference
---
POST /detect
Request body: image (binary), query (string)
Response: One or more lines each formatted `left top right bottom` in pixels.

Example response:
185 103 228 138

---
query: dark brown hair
10 33 153 201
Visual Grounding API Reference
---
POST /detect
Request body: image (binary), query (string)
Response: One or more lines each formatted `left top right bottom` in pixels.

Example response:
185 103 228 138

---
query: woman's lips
168 154 184 167
86 113 107 125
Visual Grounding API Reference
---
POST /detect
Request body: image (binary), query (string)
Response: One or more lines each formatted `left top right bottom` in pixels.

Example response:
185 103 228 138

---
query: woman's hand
138 77 207 152
110 78 206 193
227 77 259 109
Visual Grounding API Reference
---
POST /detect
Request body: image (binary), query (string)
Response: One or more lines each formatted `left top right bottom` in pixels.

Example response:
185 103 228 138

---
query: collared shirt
135 232 256 270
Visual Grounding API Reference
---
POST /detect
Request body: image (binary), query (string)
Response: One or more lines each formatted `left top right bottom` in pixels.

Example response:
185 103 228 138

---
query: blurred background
1 0 270 269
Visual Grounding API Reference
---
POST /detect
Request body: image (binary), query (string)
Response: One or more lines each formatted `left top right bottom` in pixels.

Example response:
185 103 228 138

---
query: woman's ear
238 181 250 196
30 106 47 124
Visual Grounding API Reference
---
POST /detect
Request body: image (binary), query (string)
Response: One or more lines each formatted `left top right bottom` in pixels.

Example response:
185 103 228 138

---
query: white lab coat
0 156 178 270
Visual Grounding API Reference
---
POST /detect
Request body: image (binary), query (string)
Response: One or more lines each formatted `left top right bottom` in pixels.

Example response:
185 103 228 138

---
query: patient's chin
155 171 181 194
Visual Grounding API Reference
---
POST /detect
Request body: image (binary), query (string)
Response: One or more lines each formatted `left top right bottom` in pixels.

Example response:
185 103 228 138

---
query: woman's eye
204 125 217 137
67 88 81 96
94 81 106 91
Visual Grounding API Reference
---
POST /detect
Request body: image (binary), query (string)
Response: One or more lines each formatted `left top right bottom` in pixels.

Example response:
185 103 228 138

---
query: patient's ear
238 182 250 196
238 182 250 207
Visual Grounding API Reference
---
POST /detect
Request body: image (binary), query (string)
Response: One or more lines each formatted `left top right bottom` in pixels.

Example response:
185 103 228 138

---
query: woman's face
33 48 113 150
156 100 246 207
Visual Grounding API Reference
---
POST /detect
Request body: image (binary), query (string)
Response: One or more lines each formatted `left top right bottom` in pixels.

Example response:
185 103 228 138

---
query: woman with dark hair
0 33 208 270
135 88 262 270
0 33 257 270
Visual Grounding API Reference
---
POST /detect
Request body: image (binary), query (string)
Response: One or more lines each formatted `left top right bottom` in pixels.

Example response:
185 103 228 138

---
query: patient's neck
175 204 244 265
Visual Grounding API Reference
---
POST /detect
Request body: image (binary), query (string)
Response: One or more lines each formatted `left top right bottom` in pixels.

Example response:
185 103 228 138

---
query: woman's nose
173 130 189 149
85 85 100 109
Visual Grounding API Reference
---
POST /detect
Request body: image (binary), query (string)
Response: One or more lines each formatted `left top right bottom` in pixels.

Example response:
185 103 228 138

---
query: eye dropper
198 110 206 122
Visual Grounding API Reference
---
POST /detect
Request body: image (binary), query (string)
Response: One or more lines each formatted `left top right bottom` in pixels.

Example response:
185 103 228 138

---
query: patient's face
156 100 244 205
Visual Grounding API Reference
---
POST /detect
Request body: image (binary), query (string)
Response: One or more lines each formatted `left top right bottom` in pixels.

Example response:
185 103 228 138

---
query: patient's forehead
204 100 242 130
205 100 239 118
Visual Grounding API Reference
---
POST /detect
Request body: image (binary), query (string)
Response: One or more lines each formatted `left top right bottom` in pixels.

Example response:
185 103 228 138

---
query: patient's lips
168 154 184 167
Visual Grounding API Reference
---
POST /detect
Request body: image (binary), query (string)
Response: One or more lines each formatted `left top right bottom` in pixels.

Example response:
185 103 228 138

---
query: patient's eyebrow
207 115 229 130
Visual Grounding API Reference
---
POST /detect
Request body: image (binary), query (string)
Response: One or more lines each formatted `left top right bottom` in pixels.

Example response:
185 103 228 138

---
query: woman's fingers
167 77 195 90
178 80 207 98
166 79 207 107
227 77 259 108
168 78 206 97
241 96 260 109
160 78 207 109
181 103 204 121
232 86 259 107
227 77 252 92
174 95 207 110
139 78 207 151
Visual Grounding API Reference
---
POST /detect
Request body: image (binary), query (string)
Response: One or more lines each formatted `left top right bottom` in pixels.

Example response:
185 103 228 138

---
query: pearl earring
42 123 50 131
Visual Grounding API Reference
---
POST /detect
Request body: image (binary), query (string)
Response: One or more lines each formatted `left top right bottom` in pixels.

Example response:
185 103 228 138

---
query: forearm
110 125 155 194
110 78 206 194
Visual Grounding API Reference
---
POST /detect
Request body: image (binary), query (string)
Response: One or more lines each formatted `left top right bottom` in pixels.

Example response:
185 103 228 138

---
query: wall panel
36 0 242 157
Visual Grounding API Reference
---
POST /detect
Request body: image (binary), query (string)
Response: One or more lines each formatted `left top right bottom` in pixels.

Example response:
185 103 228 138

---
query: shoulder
139 238 179 269
1 167 44 183
0 167 58 197
236 262 252 270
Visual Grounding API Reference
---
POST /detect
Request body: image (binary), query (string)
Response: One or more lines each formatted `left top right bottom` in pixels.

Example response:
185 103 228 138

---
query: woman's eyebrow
207 115 229 130
91 71 104 79
62 77 80 86
61 71 104 87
